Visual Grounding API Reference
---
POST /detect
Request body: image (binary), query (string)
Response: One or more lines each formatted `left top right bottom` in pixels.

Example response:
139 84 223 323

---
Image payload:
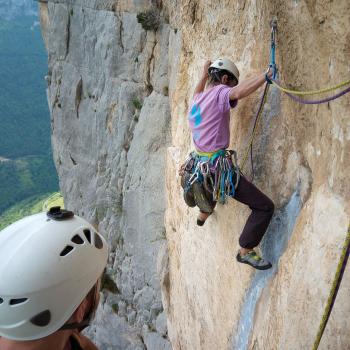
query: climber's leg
196 186 217 226
233 176 274 269
197 211 211 226
233 175 274 249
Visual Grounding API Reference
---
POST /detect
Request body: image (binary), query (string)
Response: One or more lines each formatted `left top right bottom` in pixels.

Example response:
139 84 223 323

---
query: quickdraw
270 17 277 80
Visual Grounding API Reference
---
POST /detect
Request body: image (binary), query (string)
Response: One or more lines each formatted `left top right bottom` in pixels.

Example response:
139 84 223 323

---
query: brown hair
208 69 238 86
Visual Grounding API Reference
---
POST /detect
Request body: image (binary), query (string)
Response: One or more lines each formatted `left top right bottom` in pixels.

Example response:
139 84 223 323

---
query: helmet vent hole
9 298 28 306
30 310 51 327
94 233 103 249
83 229 91 243
0 297 3 304
71 234 84 245
60 245 74 256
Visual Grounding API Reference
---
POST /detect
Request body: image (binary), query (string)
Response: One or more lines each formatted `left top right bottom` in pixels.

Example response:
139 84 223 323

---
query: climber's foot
197 211 211 226
236 250 272 270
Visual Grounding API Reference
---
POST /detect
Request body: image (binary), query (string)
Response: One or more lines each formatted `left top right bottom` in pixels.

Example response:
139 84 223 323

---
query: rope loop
271 79 350 96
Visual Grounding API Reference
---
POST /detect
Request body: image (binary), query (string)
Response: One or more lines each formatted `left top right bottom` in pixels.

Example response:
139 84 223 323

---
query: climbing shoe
197 219 205 226
196 211 211 226
236 250 272 270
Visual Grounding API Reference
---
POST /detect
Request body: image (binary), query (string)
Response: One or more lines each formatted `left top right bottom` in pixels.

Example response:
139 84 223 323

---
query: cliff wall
40 1 350 349
40 1 171 349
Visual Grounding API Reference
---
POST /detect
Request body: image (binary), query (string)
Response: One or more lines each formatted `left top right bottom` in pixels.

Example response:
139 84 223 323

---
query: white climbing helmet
209 58 240 82
0 207 108 341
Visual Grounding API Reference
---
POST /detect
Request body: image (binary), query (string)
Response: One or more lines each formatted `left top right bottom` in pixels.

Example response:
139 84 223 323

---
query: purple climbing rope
281 84 350 105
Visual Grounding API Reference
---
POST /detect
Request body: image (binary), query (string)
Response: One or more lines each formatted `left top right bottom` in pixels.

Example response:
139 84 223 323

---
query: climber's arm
193 60 211 96
229 68 272 101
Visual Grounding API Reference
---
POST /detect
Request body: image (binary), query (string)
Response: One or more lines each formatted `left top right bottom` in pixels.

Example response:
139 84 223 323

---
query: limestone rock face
164 2 350 350
41 1 350 349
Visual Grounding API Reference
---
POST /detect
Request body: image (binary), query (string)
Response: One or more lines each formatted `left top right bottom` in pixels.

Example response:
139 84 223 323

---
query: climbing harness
312 224 350 350
180 149 240 209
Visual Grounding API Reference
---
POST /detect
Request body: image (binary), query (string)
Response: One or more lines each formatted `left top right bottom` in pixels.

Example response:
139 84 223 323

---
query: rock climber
180 58 275 270
0 207 108 350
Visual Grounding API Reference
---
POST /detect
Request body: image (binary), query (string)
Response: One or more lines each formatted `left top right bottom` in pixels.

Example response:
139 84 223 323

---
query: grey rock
155 312 168 336
157 242 170 314
127 310 137 324
137 310 151 325
47 3 69 60
85 304 145 350
150 301 163 319
42 1 172 348
133 286 155 310
142 330 172 350
118 301 127 317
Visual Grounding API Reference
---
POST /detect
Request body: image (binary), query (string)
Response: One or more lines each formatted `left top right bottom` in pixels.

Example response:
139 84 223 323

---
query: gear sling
180 149 240 213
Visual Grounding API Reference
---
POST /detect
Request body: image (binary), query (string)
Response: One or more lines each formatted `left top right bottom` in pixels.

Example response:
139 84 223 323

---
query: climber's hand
265 65 276 84
203 60 212 77
266 66 273 79
194 60 212 96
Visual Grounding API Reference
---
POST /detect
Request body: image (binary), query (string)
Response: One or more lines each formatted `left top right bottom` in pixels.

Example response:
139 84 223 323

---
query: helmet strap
59 318 90 331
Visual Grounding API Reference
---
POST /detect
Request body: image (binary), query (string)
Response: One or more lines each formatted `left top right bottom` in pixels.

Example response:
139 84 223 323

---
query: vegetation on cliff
0 13 58 215
0 192 64 230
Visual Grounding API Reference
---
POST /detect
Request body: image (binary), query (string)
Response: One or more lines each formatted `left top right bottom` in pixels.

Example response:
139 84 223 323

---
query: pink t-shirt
188 84 237 152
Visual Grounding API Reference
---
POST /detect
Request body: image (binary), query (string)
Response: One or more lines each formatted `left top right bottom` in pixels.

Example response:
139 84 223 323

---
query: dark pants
203 175 274 249
234 176 274 249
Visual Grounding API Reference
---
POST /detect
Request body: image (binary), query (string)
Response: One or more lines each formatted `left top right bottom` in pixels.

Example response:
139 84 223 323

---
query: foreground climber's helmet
209 58 240 82
0 207 108 341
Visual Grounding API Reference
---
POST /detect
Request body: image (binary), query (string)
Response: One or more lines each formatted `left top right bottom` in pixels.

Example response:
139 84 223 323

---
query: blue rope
220 170 226 204
229 169 235 196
